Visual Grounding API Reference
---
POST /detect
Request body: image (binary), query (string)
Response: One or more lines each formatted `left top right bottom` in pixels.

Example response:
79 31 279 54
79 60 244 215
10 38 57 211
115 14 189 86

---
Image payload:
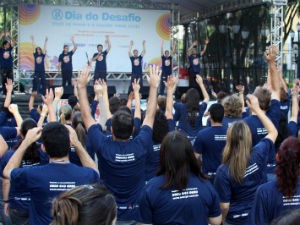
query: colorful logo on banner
156 13 171 40
19 4 41 25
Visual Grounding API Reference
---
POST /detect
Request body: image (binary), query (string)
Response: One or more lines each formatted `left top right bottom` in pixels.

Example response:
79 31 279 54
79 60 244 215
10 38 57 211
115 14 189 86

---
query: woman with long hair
30 36 48 95
51 184 117 225
1 118 48 225
59 104 72 125
137 131 222 225
173 75 209 143
250 136 300 225
214 95 278 225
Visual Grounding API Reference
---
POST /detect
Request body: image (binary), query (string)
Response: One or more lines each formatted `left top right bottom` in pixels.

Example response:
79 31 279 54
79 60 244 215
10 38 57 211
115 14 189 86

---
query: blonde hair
223 121 252 183
59 104 72 125
222 94 243 118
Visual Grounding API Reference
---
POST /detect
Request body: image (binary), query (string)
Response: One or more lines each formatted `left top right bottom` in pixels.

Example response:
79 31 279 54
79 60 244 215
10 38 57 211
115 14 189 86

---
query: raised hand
193 40 198 46
8 104 19 115
147 65 161 89
246 94 261 113
24 127 42 144
205 39 209 45
195 74 204 85
77 66 91 88
94 79 103 97
42 88 54 106
45 36 48 42
99 79 107 93
30 35 34 41
65 125 80 147
264 45 278 62
142 40 146 45
164 75 178 93
5 79 13 93
132 79 140 93
71 36 75 42
235 84 245 93
130 40 134 46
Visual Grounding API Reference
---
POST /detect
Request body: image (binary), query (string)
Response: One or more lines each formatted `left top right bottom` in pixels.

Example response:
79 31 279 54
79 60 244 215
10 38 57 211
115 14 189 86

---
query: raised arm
66 125 99 173
141 40 146 56
132 79 141 119
30 35 35 53
37 104 48 127
4 79 13 108
42 89 56 122
200 39 209 56
160 39 164 56
187 41 197 56
3 127 42 179
128 40 133 57
196 75 209 103
0 135 8 158
100 80 112 119
165 76 178 119
290 85 299 123
142 65 161 128
264 45 280 100
43 36 48 54
77 66 96 130
246 94 278 142
171 39 176 56
71 36 78 53
28 91 37 111
236 84 245 112
105 35 111 53
8 104 23 128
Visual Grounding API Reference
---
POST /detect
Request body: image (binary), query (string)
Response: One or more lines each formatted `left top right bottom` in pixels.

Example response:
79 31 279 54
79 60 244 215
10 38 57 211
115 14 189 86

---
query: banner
19 4 171 72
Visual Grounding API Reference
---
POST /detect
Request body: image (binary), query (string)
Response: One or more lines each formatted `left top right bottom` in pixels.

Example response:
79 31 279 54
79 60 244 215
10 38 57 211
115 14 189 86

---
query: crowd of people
0 29 300 225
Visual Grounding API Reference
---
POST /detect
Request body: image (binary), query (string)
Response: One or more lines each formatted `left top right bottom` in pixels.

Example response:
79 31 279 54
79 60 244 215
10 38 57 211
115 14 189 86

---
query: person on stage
58 36 77 87
128 40 146 91
0 31 15 96
31 36 48 95
160 39 175 95
91 35 111 82
187 39 209 89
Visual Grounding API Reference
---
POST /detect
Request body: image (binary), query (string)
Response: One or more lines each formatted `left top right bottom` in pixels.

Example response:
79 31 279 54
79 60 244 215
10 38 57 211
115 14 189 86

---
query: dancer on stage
0 31 15 96
128 40 146 91
31 36 48 95
58 36 77 87
187 39 209 88
160 39 176 95
91 35 111 82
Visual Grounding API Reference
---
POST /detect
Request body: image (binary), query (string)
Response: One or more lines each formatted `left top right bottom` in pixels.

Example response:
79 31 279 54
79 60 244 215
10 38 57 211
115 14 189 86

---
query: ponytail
60 113 66 125
51 191 81 225
75 122 86 148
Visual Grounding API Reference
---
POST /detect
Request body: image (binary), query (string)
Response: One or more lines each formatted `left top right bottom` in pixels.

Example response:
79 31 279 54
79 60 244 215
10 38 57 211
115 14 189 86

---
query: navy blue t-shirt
0 126 17 140
189 54 201 73
94 50 108 73
10 163 99 225
161 55 172 76
288 121 298 137
244 99 281 146
214 138 274 225
280 99 290 119
0 110 17 127
0 148 48 210
34 53 45 72
87 124 153 221
193 126 227 175
250 179 300 225
145 119 175 181
137 174 221 225
0 47 13 69
174 102 207 138
68 136 95 166
130 55 143 75
58 51 73 71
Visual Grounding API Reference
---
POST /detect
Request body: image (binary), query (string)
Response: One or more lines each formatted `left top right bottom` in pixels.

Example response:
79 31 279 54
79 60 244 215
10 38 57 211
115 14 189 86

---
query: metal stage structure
0 0 286 94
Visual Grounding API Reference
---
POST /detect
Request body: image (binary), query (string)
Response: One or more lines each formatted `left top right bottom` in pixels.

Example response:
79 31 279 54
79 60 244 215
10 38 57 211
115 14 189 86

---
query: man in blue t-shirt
160 39 176 95
58 36 77 87
0 31 15 95
128 40 146 91
2 122 99 225
31 36 48 95
91 35 111 82
194 103 227 182
77 65 161 223
187 39 208 89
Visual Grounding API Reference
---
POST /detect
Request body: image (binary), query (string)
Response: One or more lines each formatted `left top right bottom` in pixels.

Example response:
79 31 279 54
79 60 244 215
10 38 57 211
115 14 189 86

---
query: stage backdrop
19 4 171 72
